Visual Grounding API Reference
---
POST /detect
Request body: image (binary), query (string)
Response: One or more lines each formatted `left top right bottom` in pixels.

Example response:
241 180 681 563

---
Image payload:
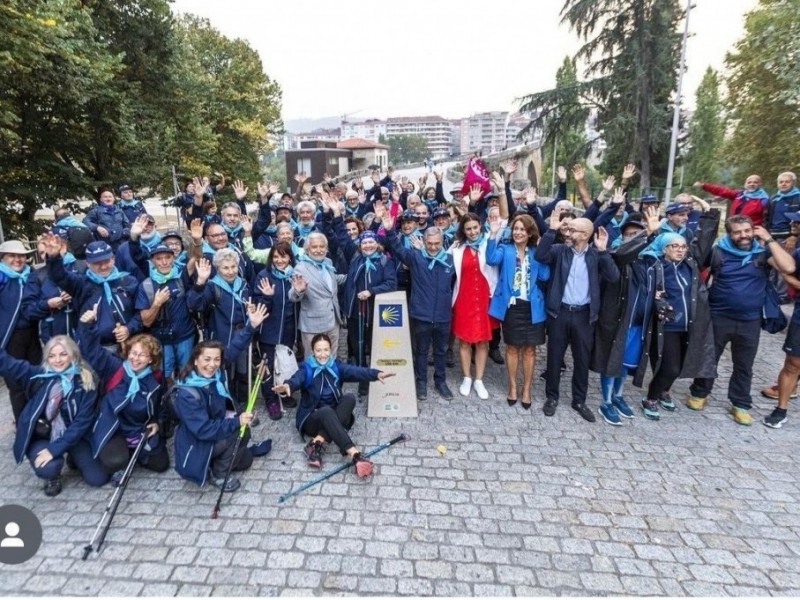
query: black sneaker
416 382 428 401
44 477 62 497
763 409 788 429
435 382 453 400
543 398 558 417
304 440 323 468
572 402 596 423
488 347 505 365
209 475 240 493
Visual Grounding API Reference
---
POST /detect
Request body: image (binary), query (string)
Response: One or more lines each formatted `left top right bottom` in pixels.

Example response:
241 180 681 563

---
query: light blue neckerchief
400 230 422 249
140 232 162 251
301 254 335 273
148 263 180 285
742 188 769 201
422 248 450 270
659 219 686 236
222 222 243 237
210 274 246 305
715 235 766 266
296 222 316 241
178 370 231 400
55 216 88 229
465 232 486 251
271 266 293 280
773 187 800 201
63 252 76 265
305 355 338 386
85 267 129 304
363 251 383 273
31 364 80 396
0 263 30 286
122 361 152 403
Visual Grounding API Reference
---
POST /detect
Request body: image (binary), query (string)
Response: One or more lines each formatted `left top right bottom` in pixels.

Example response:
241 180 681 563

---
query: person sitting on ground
272 333 395 478
0 336 108 496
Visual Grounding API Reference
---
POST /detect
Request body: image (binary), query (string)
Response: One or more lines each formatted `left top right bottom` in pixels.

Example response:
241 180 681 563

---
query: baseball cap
85 241 114 263
665 202 691 215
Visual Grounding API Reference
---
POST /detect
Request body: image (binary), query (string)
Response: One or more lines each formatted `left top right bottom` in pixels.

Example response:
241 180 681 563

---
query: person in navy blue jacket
380 208 455 401
187 250 253 411
1 336 108 497
486 214 550 409
0 239 44 421
172 304 267 493
43 234 142 354
272 333 394 478
116 183 147 223
328 198 397 396
83 187 130 250
115 214 161 280
78 310 168 481
251 241 304 420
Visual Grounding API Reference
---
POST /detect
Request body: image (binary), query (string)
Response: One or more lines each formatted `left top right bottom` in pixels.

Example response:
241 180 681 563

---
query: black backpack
67 227 95 259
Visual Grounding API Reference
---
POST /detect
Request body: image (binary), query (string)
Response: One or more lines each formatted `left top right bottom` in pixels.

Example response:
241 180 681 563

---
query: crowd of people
1 160 799 498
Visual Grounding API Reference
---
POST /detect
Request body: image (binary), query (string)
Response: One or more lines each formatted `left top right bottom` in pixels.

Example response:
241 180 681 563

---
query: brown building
285 140 352 183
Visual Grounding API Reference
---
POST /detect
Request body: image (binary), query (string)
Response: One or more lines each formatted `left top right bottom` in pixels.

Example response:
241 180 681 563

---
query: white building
460 111 509 155
385 116 452 160
340 119 387 143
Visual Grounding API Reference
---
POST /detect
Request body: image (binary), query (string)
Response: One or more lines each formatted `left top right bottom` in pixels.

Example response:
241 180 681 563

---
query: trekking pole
211 361 266 519
278 433 409 504
82 433 148 560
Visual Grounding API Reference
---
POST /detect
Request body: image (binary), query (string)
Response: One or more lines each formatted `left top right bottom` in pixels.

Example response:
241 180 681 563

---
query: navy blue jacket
47 255 142 346
0 270 41 348
134 270 196 343
707 246 769 321
286 359 380 435
118 200 147 224
186 277 251 346
534 228 620 324
171 326 255 486
78 322 163 457
83 203 130 248
385 229 454 323
0 348 97 464
25 262 84 343
252 268 299 347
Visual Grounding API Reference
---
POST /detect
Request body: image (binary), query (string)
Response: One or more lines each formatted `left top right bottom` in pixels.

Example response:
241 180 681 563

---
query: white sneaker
459 377 473 396
474 379 489 400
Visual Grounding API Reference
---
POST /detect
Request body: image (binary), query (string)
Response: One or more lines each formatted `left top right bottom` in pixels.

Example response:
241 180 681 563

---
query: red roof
337 138 389 150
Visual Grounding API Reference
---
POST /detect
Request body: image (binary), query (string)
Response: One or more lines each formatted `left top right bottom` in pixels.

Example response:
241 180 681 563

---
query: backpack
162 383 201 423
67 227 94 260
141 277 185 306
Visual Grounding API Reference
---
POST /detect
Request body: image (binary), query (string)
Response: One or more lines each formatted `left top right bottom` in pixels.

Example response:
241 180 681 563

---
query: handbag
273 344 299 386
762 281 788 334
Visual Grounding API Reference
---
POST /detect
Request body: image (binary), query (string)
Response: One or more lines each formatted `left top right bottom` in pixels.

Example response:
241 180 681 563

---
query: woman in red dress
450 213 500 399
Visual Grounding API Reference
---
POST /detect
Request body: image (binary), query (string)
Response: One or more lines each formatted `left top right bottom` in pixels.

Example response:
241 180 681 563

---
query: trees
387 134 429 165
0 1 282 238
518 0 683 191
724 0 800 183
683 68 725 187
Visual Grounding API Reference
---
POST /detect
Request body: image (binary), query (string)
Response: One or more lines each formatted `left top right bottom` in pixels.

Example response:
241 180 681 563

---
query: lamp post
664 0 693 203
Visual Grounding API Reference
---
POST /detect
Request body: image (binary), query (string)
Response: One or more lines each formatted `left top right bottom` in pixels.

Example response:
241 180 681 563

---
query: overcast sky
172 0 757 122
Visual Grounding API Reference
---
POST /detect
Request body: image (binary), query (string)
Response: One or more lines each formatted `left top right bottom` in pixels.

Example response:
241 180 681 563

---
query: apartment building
385 116 452 160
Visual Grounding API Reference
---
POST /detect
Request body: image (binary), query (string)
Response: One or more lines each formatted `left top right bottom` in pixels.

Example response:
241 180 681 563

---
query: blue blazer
485 239 549 324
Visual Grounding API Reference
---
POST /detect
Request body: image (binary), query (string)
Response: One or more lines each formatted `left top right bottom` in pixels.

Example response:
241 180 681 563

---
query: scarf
659 219 686 237
422 248 450 270
305 355 338 386
291 241 305 258
31 364 80 397
639 233 685 259
465 232 486 251
119 199 140 208
149 263 180 285
55 216 88 229
85 267 129 304
741 188 769 201
140 232 162 251
63 252 76 266
400 230 422 249
773 187 800 201
210 274 246 305
271 266 294 280
0 263 30 286
301 254 335 273
715 235 766 266
222 222 243 237
122 361 152 403
296 222 316 241
178 370 231 400
174 250 188 271
363 251 383 273
345 204 360 217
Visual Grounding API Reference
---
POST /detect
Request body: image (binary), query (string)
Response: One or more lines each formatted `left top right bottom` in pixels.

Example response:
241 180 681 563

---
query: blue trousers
27 438 108 486
162 335 195 379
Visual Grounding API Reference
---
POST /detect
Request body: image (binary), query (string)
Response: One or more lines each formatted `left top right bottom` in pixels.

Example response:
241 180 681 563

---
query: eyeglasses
164 241 182 248
128 351 151 359
666 244 688 250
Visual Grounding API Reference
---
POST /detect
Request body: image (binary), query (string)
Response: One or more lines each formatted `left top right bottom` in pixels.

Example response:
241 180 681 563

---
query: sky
171 0 757 124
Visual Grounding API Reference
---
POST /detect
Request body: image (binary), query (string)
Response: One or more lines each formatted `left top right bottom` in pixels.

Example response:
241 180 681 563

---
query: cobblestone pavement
1 325 799 596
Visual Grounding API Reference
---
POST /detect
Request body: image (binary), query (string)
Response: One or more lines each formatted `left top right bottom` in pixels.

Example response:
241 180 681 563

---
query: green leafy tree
683 67 725 187
518 0 682 192
387 134 428 164
724 0 800 183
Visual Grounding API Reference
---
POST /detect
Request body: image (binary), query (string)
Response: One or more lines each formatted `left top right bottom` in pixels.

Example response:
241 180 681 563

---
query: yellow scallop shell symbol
381 305 399 325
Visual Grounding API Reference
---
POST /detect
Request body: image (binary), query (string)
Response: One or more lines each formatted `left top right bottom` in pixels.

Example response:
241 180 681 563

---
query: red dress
452 247 495 343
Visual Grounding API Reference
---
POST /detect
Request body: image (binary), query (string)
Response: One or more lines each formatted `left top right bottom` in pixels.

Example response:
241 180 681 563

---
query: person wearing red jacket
693 175 769 227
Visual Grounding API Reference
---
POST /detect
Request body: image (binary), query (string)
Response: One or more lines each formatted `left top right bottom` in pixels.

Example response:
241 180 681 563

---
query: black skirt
502 299 546 347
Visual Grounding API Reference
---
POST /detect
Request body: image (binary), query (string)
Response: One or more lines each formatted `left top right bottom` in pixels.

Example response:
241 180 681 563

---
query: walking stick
211 361 267 519
82 433 148 559
278 433 408 503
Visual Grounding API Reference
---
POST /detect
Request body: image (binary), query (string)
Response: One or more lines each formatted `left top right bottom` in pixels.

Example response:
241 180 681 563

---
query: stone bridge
446 142 543 191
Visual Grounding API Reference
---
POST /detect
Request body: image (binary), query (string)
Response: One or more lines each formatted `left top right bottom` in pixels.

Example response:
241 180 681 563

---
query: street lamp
664 0 694 203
